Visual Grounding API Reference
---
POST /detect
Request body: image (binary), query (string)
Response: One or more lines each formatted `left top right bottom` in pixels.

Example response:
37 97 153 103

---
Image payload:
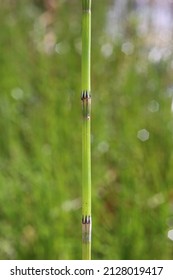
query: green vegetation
0 0 173 260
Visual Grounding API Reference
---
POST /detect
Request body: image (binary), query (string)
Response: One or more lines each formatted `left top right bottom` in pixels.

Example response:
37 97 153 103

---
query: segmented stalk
81 0 92 260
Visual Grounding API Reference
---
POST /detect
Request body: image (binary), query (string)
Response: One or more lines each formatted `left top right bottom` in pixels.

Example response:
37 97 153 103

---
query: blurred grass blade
81 0 92 260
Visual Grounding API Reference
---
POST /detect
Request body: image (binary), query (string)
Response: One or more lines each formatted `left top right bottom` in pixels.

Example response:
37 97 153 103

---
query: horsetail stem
81 0 92 260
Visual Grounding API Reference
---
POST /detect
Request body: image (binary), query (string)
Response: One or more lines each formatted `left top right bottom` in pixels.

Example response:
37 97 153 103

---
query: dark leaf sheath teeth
81 90 91 100
82 215 91 224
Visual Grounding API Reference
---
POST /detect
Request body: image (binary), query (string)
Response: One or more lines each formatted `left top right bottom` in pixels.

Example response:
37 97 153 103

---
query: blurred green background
1 0 173 259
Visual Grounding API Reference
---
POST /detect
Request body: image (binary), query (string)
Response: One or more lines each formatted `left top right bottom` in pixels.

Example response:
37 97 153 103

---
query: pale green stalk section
82 0 91 91
81 0 92 260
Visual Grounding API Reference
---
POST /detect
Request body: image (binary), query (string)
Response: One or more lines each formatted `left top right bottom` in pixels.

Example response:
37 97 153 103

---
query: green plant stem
81 0 92 260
